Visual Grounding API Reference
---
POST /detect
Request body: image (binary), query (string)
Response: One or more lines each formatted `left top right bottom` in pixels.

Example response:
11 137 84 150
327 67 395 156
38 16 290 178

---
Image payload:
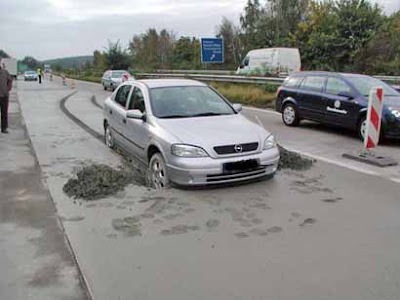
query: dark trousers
38 75 42 84
0 96 9 131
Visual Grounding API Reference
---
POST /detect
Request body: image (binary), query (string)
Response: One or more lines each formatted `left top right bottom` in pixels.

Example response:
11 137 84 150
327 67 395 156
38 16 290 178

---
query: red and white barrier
364 87 384 149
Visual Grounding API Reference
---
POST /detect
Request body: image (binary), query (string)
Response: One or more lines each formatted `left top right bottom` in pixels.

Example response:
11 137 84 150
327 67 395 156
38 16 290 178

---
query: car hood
156 114 269 155
385 96 400 109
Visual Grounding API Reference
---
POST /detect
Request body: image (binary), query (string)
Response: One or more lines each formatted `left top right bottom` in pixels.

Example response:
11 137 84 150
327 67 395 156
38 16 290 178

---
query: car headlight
263 135 276 150
171 144 209 157
390 108 400 119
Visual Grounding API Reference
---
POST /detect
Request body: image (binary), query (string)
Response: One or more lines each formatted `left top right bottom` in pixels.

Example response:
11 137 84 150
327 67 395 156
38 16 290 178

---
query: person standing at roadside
0 62 12 134
37 67 43 84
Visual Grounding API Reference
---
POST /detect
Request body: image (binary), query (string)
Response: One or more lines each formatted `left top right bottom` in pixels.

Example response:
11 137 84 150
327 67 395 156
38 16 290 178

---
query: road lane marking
244 106 281 116
243 106 400 184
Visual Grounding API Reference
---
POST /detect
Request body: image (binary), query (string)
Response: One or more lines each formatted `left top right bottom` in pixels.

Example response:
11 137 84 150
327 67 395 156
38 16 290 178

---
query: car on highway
276 71 400 140
103 79 280 188
24 71 38 81
101 70 134 91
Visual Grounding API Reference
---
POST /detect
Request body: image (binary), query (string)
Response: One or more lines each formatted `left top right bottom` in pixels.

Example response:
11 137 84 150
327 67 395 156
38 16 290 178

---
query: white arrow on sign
210 54 215 61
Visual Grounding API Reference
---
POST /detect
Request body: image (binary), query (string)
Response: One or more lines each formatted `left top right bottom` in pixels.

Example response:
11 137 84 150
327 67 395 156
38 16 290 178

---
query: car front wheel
282 103 300 126
149 153 170 189
358 116 367 141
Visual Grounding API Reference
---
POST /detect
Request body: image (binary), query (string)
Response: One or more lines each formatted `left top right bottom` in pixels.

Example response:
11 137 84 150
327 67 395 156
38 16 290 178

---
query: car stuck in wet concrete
103 79 280 188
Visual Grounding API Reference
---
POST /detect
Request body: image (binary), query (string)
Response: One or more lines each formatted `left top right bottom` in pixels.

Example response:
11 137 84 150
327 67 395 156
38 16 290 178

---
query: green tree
0 50 10 58
292 0 383 71
104 40 130 70
333 0 383 71
358 12 400 74
21 56 41 70
240 0 265 50
93 50 106 70
216 17 242 67
172 37 195 68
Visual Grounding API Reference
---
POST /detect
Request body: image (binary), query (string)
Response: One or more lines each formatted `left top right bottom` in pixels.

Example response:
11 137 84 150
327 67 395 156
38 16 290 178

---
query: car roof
137 79 207 89
290 71 372 78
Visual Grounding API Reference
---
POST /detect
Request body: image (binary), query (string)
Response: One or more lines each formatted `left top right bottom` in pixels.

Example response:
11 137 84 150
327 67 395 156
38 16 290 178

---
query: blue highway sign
201 38 224 63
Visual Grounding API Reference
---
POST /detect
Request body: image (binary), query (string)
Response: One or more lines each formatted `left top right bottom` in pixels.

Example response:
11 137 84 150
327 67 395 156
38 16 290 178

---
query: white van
236 48 301 76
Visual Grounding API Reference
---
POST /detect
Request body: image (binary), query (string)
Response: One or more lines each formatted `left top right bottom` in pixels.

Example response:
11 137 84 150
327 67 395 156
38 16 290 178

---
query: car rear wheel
282 103 300 126
103 84 107 90
110 84 115 92
104 124 114 149
149 153 170 189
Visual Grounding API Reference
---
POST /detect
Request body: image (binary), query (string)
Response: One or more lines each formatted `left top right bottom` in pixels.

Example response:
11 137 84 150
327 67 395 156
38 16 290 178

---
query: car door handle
109 110 113 115
123 119 126 124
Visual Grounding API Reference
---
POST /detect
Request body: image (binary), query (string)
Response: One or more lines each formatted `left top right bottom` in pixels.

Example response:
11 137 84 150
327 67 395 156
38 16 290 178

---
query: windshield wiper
159 115 189 119
189 112 227 117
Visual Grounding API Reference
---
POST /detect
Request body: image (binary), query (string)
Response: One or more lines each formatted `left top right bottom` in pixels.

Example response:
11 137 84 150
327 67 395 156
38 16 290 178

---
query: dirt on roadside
63 164 142 200
278 145 314 171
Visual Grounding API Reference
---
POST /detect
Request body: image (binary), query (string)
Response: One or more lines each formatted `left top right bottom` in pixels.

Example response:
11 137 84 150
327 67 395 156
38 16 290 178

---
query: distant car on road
101 70 134 91
24 71 38 81
276 71 400 141
103 79 279 188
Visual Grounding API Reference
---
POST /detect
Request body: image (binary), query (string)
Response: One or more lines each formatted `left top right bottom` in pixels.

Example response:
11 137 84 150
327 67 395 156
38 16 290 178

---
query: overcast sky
0 0 398 61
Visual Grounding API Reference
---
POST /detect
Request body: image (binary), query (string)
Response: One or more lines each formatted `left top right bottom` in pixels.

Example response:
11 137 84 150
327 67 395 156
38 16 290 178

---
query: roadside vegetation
210 82 277 108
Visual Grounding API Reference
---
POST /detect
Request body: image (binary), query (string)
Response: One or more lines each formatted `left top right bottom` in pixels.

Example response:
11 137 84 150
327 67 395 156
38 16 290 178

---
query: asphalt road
10 76 400 300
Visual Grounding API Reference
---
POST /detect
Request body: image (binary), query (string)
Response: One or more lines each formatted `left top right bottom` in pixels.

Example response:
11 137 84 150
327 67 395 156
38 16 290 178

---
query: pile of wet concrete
63 146 313 200
278 145 314 171
63 164 141 200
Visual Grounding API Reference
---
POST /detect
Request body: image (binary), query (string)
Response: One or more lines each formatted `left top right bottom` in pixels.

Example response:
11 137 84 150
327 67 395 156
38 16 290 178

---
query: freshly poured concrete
12 77 400 300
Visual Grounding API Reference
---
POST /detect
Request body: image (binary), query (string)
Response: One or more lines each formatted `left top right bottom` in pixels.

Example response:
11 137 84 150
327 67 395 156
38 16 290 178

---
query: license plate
223 159 259 173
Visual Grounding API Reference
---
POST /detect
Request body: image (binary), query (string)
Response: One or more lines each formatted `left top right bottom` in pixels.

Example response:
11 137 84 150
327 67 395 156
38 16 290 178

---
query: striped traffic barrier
364 87 384 149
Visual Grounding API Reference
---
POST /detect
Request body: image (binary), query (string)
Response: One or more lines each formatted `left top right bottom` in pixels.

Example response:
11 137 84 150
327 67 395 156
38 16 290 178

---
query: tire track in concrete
90 95 103 110
59 92 104 142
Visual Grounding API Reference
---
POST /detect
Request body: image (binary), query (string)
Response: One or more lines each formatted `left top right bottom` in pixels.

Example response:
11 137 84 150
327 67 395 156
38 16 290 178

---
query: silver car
103 79 280 188
101 70 133 91
24 71 38 81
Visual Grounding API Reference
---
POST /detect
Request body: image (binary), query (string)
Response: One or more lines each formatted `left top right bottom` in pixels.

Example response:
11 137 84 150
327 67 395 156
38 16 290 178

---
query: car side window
326 77 352 95
284 77 302 88
114 85 132 108
128 87 146 113
301 76 325 92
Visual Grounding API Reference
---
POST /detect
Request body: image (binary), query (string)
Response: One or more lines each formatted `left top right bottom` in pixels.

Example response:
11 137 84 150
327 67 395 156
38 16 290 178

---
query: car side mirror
126 109 145 121
338 91 354 99
233 103 243 112
239 64 244 69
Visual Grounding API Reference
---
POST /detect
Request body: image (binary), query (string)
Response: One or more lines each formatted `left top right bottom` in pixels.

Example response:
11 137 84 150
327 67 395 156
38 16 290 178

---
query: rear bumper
166 148 280 186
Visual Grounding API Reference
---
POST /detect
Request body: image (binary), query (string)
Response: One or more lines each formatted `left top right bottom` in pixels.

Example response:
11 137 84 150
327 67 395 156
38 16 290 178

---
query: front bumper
383 116 400 139
166 148 280 186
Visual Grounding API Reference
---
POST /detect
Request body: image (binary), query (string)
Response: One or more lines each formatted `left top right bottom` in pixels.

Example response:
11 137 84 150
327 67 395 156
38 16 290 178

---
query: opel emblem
334 100 341 108
234 144 243 153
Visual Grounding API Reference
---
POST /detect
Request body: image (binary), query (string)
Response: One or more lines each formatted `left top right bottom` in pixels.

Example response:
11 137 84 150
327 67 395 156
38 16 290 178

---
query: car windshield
111 71 127 78
150 86 236 119
26 71 36 75
346 76 400 97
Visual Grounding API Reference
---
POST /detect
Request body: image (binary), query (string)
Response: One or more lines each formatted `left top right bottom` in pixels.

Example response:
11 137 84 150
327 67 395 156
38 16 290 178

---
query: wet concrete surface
13 77 400 299
0 82 88 299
